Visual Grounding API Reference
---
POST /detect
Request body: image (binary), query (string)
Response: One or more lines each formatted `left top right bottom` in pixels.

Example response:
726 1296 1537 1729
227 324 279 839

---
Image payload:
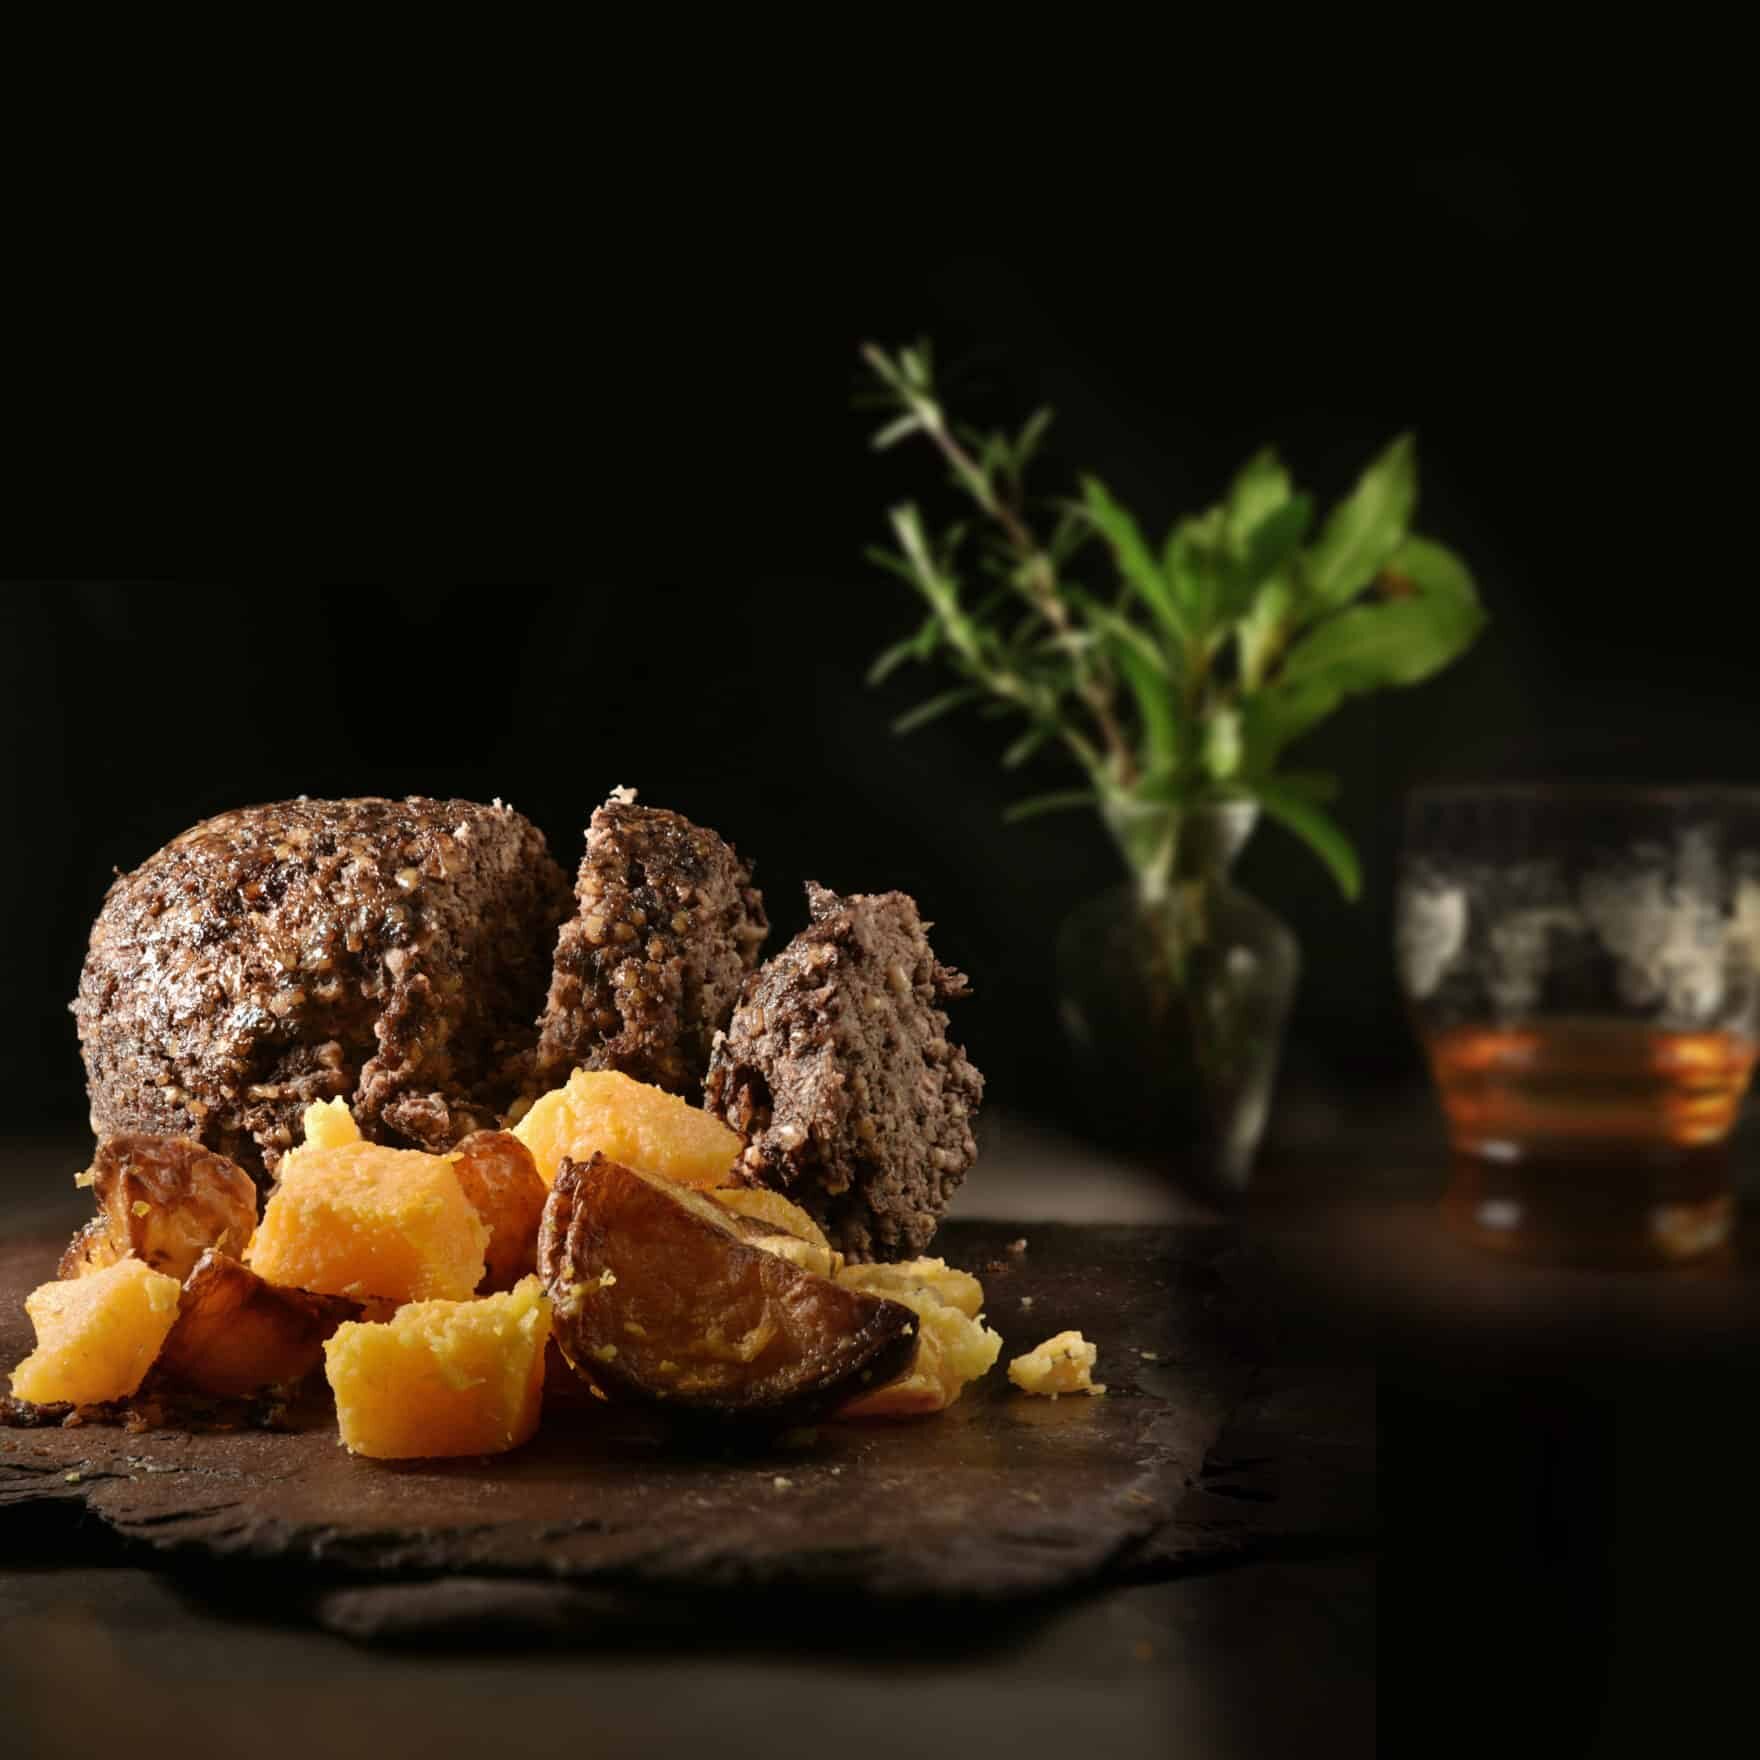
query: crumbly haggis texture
703 883 984 1262
73 797 571 1185
530 796 767 1103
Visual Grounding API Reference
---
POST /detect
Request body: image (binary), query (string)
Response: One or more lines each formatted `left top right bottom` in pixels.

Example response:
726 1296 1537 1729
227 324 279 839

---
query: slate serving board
0 1220 1369 1640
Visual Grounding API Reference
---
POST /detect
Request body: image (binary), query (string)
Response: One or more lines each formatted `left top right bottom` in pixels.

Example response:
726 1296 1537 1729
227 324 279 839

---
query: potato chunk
159 1251 357 1396
323 1277 552 1459
247 1141 487 1304
708 1187 832 1250
11 1257 182 1406
709 1188 842 1278
836 1259 1001 1419
1008 1330 1106 1397
514 1068 742 1189
831 1256 984 1319
60 1134 257 1283
538 1155 916 1422
300 1097 362 1151
450 1131 547 1293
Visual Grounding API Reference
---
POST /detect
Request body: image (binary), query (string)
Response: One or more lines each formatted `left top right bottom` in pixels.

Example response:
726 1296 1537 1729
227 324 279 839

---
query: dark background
3 151 1747 1143
4 140 1756 1754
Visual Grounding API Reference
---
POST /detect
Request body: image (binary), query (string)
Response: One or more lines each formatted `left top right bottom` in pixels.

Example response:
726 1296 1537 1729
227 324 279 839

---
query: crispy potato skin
450 1131 548 1293
158 1250 357 1397
59 1135 258 1283
538 1155 916 1422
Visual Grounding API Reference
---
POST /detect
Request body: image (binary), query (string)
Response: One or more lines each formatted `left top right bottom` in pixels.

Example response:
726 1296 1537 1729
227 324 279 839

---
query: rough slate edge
0 1222 1376 1645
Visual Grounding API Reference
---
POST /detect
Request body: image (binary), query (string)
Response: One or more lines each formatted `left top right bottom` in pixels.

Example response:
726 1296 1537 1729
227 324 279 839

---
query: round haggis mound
703 883 984 1262
74 797 571 1185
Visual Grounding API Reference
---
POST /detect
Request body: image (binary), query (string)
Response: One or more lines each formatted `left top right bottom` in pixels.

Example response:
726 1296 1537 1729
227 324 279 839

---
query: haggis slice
703 883 983 1262
530 793 767 1104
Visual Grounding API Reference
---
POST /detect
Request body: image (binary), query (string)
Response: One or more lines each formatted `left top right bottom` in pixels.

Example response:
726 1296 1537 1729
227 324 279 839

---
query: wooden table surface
4 1099 1751 1758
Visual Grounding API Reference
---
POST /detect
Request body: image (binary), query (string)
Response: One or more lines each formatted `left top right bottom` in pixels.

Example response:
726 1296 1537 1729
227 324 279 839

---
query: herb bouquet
860 343 1485 1187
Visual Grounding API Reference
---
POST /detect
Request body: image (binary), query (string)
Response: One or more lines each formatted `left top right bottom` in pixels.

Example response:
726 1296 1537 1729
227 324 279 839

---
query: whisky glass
1397 785 1760 1265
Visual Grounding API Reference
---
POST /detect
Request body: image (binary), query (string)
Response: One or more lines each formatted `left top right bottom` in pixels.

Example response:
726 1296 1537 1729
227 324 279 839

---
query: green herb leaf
1200 707 1243 782
894 686 981 735
1083 476 1189 646
1047 504 1091 567
1305 433 1417 607
1110 628 1182 772
871 413 925 451
1243 535 1482 766
1225 448 1292 546
1012 407 1054 476
1238 494 1312 590
1212 495 1313 629
1240 676 1342 769
1004 788 1099 823
1002 724 1054 768
863 545 920 587
1254 781 1362 899
888 503 962 621
1236 575 1292 691
1066 588 1183 770
868 640 917 686
1382 533 1481 613
1161 521 1212 633
867 613 940 685
1278 535 1481 693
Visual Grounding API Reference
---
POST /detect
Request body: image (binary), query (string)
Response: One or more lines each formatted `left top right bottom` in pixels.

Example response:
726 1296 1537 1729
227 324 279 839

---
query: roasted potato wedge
158 1250 358 1397
60 1134 258 1283
450 1130 548 1293
538 1154 917 1422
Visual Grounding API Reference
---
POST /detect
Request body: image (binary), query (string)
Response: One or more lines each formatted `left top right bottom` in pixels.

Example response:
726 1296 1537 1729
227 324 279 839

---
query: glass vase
1055 802 1299 1196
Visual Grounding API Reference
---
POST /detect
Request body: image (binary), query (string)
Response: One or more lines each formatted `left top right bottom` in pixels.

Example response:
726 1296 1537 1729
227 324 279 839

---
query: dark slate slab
1 1220 1371 1640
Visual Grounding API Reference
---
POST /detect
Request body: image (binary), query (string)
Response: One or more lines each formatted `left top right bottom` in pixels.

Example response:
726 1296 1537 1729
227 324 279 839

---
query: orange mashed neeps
324 1277 552 1459
247 1138 488 1305
11 1257 183 1406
